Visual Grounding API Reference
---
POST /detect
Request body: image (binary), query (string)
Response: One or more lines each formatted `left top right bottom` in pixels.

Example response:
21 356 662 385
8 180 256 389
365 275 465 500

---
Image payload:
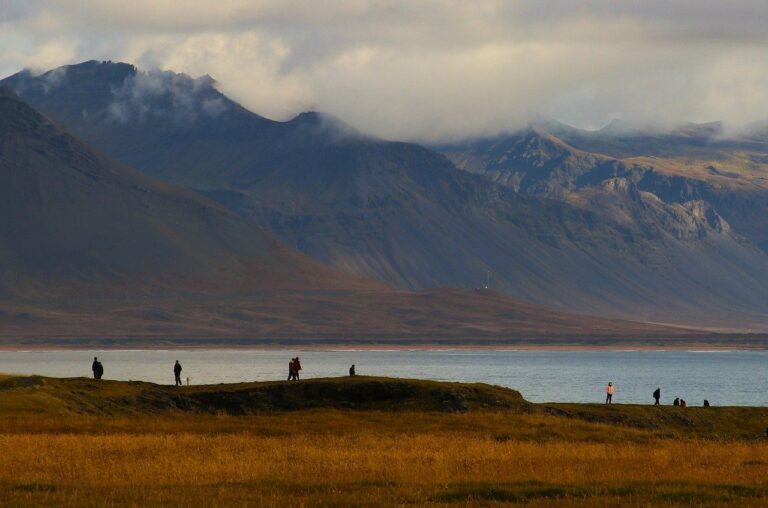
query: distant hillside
7 62 768 328
0 86 375 299
1 87 713 343
0 287 713 346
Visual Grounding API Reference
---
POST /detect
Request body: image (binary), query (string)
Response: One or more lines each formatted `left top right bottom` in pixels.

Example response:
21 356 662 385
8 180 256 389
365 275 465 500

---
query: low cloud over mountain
3 1 768 140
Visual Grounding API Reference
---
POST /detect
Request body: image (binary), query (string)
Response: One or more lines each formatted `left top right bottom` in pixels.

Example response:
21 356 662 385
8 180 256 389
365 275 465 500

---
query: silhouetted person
653 387 661 405
605 382 614 404
174 360 183 386
293 357 302 380
680 399 687 408
288 358 295 381
91 357 103 379
673 397 680 406
349 364 356 376
703 399 710 407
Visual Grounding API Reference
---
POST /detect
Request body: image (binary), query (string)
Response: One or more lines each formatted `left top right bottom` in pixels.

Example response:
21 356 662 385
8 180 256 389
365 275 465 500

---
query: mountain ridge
7 62 768 328
1 86 717 342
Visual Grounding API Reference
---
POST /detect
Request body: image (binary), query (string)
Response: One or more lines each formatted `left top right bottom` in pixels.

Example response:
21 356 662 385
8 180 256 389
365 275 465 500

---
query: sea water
0 349 766 406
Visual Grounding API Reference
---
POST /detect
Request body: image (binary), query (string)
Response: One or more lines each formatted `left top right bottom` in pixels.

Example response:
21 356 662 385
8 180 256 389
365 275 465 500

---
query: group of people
90 356 360 384
606 382 710 407
90 357 316 384
287 357 302 381
92 357 185 385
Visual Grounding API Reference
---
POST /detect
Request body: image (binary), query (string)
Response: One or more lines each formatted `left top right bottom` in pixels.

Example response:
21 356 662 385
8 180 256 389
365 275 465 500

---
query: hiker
293 357 302 380
349 364 356 376
653 387 661 405
174 360 183 386
287 358 295 381
605 382 615 404
680 399 687 408
673 397 680 406
703 399 710 407
94 359 104 380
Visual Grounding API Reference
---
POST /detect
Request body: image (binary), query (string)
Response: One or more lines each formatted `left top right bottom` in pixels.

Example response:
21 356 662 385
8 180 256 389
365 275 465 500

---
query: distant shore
0 343 765 352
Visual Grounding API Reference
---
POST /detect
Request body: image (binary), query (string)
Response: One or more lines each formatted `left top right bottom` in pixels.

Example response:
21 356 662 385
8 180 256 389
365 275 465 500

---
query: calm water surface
1 349 766 406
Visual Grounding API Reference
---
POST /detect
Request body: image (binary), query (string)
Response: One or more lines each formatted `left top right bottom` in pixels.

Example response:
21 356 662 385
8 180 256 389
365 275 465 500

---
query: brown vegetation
1 288 750 348
1 375 768 506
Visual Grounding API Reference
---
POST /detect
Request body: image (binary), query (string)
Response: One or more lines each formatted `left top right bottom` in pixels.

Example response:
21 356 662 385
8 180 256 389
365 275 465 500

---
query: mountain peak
290 111 324 125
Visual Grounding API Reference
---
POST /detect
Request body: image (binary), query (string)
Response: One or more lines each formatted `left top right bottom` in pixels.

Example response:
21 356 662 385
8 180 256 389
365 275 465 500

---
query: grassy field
1 375 768 507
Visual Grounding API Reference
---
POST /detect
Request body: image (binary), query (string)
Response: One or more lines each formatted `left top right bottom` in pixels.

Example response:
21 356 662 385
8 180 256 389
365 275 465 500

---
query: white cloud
2 0 768 140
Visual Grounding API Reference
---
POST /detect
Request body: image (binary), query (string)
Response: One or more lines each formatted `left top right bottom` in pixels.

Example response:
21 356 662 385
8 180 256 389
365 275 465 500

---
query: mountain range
2 84 700 344
4 61 768 330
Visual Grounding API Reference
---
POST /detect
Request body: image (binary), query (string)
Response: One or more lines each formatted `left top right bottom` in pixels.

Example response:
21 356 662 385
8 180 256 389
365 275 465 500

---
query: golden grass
2 412 768 507
3 376 768 506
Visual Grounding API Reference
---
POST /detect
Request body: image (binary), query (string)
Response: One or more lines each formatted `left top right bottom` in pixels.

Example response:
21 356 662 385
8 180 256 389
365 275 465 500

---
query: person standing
92 357 100 379
288 358 295 381
605 382 615 404
293 357 302 380
349 364 356 376
174 360 183 386
653 387 661 405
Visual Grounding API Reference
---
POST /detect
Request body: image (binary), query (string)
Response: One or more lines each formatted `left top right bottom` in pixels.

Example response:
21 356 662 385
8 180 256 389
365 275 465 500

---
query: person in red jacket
293 357 302 380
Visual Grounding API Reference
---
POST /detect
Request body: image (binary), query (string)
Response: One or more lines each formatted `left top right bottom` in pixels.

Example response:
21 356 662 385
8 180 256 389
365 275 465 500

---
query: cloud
107 69 231 124
2 1 768 140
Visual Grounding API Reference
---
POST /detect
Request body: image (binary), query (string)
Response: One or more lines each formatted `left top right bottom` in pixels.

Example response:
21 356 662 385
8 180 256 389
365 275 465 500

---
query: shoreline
0 343 765 352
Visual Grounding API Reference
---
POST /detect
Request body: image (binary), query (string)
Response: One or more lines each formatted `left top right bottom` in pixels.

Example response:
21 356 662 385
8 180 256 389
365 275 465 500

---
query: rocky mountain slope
6 62 768 328
1 87 703 343
439 122 768 252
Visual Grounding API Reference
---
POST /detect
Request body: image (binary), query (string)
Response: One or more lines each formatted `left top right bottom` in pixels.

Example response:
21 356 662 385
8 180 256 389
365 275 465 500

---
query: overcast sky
2 0 768 141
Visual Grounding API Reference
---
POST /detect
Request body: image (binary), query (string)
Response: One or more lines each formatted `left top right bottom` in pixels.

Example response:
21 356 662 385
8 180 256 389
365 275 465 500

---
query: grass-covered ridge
3 375 768 506
0 374 530 416
3 374 768 439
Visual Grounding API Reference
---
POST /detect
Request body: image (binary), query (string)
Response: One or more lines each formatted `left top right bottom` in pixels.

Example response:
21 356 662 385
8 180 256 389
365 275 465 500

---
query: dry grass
2 376 768 506
2 412 768 507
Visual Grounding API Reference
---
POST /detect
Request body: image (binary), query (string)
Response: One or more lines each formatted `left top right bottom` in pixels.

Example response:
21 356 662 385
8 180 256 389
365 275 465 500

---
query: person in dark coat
673 397 680 406
92 357 100 379
349 364 356 376
653 387 661 405
96 361 104 379
174 360 183 386
288 359 295 381
703 399 710 407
